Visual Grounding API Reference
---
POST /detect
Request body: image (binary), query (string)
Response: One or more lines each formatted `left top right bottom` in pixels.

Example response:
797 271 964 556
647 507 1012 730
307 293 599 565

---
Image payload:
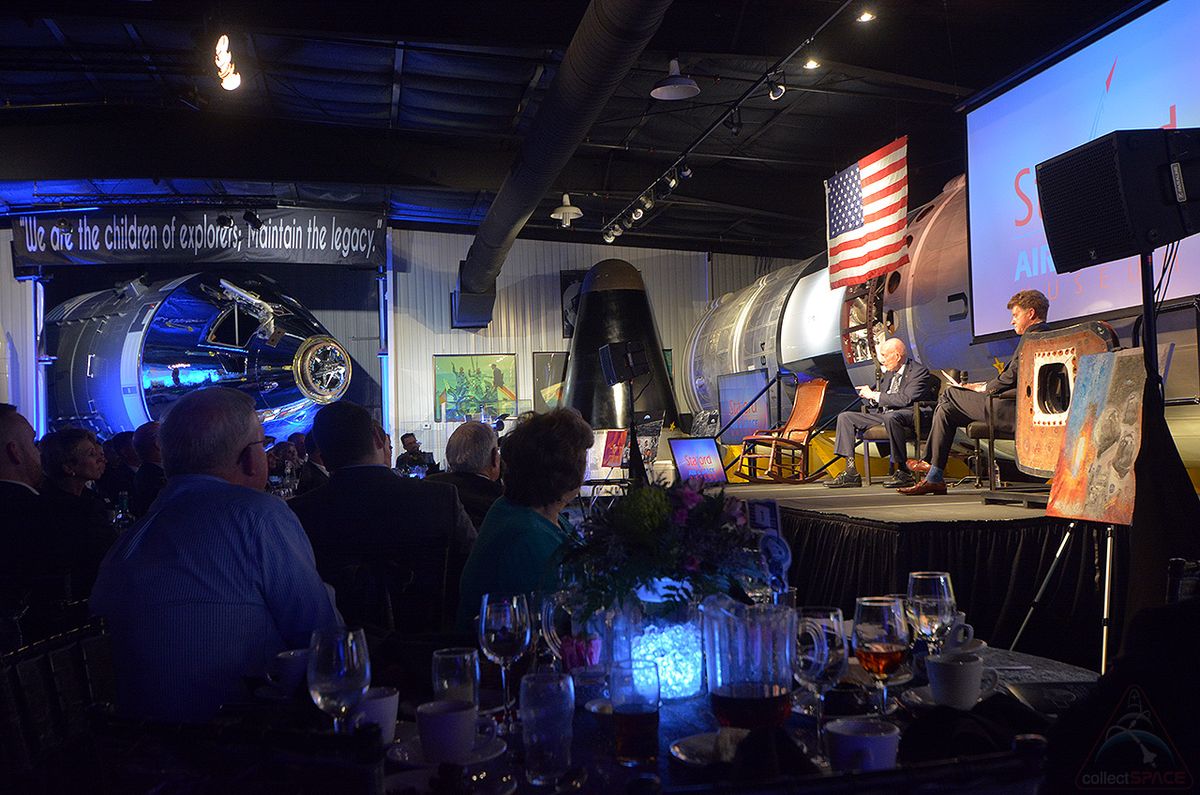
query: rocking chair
739 378 828 483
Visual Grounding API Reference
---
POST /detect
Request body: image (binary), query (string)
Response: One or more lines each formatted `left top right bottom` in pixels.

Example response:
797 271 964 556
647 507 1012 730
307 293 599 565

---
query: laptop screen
669 437 728 484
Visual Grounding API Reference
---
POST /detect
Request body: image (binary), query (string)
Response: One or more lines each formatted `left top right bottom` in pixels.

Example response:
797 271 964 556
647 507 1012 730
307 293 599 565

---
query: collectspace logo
1076 685 1192 790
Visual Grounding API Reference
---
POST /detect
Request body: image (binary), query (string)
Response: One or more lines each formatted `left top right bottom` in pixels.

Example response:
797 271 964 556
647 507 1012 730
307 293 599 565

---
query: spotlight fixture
723 107 743 136
549 193 583 228
610 225 623 237
665 171 680 190
603 229 616 243
631 207 644 221
213 34 242 91
243 209 264 230
768 73 787 101
803 58 821 70
639 195 654 210
650 57 701 101
856 10 876 22
622 216 636 230
678 162 693 180
216 214 235 228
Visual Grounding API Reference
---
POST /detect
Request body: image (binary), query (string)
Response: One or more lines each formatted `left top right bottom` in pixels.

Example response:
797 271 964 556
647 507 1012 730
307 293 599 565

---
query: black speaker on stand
1028 128 1200 668
599 341 650 485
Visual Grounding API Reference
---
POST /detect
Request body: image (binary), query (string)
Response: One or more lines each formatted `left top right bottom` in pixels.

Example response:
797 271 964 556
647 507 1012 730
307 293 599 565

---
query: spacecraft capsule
43 272 351 439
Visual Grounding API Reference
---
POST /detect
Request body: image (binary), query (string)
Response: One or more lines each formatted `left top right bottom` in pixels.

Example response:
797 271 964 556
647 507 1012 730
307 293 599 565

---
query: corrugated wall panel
387 229 709 463
0 229 40 419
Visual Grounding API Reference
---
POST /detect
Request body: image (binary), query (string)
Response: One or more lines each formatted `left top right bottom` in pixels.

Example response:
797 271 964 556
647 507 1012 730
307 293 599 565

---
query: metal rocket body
562 258 678 429
44 272 351 439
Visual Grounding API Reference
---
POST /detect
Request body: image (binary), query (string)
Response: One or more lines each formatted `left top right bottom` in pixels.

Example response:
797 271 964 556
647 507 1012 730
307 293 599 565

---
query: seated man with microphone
826 337 937 489
901 289 1049 496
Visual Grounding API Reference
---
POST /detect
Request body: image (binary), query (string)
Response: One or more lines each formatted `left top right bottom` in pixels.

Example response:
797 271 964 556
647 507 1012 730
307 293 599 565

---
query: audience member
97 430 138 503
0 404 55 590
39 427 115 595
288 431 308 462
130 420 166 516
90 387 339 723
294 430 329 497
290 402 475 633
427 421 503 530
395 432 440 474
456 408 592 632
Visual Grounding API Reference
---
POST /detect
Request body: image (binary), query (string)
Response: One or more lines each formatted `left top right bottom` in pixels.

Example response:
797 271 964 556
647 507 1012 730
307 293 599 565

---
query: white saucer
901 682 995 710
387 735 506 768
943 638 988 654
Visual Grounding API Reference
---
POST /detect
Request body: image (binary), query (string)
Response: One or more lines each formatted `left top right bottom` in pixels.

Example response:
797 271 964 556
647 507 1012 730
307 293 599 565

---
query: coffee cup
925 652 997 710
942 612 975 652
266 648 309 695
416 699 497 764
351 686 400 745
825 718 900 772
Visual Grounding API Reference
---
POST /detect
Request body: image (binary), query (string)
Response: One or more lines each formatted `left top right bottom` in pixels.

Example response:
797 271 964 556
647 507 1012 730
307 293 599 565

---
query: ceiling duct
452 0 675 328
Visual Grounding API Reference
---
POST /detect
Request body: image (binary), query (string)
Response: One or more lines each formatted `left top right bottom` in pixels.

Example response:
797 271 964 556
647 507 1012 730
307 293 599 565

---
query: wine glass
852 597 910 713
478 592 532 736
307 627 371 733
906 572 956 653
794 606 849 755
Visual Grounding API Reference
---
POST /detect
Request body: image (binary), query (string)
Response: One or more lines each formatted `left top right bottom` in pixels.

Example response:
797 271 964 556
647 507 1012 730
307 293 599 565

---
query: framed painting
433 353 518 422
532 351 570 413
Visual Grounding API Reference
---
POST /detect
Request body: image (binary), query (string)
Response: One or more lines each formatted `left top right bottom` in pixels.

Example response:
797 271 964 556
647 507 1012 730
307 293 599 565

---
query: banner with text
11 208 387 270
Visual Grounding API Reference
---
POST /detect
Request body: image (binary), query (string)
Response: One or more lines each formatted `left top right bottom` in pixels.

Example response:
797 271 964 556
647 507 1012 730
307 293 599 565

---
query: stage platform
722 481 1110 671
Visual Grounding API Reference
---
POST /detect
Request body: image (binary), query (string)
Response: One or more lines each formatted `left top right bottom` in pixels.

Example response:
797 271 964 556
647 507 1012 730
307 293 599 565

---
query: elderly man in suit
825 337 938 489
427 421 503 531
901 289 1050 496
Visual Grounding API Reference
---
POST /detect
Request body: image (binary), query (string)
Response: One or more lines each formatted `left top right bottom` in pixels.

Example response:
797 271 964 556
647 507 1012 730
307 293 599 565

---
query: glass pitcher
700 594 826 730
540 591 608 672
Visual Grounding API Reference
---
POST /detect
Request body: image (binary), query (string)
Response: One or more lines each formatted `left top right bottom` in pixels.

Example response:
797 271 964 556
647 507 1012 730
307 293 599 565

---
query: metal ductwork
452 0 675 328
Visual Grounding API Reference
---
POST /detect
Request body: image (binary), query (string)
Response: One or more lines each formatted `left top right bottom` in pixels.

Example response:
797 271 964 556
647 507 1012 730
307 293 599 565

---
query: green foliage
559 480 763 617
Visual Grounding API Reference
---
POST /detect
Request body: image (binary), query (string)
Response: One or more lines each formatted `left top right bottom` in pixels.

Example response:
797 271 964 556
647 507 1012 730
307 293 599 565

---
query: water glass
519 672 575 786
308 627 371 733
610 659 660 767
794 606 849 752
478 593 532 736
906 572 956 651
432 647 480 706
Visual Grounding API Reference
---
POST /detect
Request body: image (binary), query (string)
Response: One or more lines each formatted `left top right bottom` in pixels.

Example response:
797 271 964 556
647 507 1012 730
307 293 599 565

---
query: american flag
825 136 910 288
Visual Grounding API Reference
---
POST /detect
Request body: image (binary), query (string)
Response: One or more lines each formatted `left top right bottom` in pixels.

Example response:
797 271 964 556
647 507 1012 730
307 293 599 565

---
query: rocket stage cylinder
562 259 678 429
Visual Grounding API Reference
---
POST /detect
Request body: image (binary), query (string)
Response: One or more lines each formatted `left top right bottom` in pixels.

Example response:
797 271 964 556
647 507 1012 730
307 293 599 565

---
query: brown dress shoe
906 458 931 474
898 479 947 496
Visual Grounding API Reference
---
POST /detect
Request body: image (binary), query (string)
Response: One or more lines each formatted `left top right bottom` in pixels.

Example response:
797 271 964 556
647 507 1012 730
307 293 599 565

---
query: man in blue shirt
91 388 339 723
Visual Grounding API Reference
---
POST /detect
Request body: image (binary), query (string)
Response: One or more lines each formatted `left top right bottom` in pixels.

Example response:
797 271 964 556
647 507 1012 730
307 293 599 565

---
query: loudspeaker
1035 128 1200 273
599 341 649 386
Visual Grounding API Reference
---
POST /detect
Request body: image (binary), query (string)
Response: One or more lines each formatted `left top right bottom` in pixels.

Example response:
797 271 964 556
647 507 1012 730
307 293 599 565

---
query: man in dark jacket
427 421 503 531
130 421 166 516
826 337 938 489
901 289 1049 496
289 402 474 633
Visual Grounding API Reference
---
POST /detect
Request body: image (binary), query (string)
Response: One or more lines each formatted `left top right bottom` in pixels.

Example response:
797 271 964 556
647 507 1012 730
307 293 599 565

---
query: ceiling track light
610 225 623 237
639 195 654 210
243 209 264 230
631 207 644 221
723 107 743 136
603 230 616 244
768 73 787 101
216 213 235 228
678 162 693 180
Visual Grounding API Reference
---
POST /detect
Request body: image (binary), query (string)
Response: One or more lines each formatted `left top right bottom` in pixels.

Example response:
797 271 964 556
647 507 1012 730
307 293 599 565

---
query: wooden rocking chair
739 378 828 483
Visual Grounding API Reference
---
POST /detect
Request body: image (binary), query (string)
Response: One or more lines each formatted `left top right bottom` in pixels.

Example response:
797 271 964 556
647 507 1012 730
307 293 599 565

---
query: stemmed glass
794 606 849 756
479 592 532 736
852 597 910 713
307 627 371 733
906 572 956 653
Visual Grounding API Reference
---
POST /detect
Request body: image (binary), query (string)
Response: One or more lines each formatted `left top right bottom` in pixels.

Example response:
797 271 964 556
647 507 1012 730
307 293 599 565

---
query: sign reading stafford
12 208 387 269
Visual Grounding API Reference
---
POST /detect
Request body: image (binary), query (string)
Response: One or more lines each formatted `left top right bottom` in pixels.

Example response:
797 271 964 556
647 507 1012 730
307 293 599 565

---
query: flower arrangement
559 479 764 618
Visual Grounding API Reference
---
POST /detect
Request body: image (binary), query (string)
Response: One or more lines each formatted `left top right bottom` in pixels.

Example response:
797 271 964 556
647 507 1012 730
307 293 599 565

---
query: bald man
826 338 937 489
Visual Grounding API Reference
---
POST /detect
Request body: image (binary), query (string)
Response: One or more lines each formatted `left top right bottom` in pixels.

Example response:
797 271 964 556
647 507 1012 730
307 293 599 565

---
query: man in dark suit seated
130 420 166 517
427 421 503 531
901 289 1049 496
289 402 475 633
294 430 329 497
0 405 57 606
825 337 937 489
96 430 137 504
395 432 441 475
